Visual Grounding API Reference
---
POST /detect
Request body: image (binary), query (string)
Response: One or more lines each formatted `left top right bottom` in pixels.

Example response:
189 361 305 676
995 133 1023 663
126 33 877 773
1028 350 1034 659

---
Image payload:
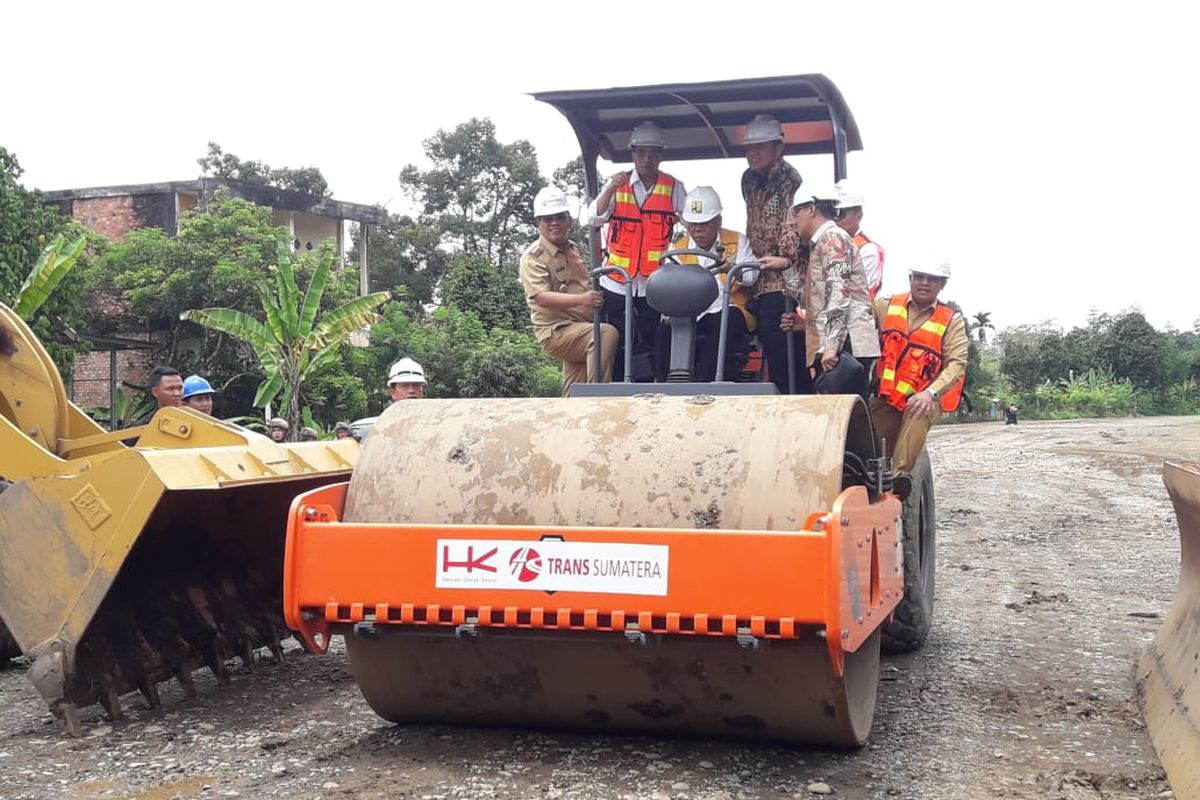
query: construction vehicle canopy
0 303 358 734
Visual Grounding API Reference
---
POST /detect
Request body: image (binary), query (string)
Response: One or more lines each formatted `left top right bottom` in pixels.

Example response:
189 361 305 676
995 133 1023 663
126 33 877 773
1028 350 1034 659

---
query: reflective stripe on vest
674 229 757 329
606 174 678 280
875 293 964 412
853 231 885 300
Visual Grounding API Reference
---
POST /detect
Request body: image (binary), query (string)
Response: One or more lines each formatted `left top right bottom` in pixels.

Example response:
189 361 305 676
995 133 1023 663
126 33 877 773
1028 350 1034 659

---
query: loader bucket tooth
286 395 906 745
1139 461 1200 799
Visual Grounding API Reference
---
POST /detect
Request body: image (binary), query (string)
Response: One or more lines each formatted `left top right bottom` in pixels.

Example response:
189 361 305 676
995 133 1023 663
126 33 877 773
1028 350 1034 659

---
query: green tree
347 213 447 312
971 311 994 344
1094 310 1167 389
0 146 95 367
11 233 87 319
399 118 545 268
440 251 529 333
181 243 389 432
198 142 330 197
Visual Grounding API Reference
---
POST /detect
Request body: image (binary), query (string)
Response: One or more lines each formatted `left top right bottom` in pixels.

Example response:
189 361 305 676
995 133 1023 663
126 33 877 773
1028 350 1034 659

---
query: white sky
4 1 1198 332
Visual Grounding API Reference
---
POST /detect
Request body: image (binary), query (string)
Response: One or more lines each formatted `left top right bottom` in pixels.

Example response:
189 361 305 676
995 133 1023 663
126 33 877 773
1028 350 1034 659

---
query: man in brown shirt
520 187 618 393
740 114 810 393
869 261 968 475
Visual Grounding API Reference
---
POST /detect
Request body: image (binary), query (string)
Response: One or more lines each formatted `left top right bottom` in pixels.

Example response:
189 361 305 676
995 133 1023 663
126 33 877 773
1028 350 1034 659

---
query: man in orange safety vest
870 260 968 489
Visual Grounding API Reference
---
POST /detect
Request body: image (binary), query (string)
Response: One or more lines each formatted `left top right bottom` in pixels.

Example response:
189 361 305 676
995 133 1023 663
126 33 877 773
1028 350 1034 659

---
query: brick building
43 179 387 413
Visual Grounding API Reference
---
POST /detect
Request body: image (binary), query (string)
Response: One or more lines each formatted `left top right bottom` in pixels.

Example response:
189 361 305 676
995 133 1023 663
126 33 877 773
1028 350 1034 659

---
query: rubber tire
881 450 937 654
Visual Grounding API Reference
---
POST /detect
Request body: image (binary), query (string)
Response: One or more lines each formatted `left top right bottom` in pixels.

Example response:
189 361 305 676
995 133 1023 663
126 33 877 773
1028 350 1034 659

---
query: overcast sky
5 1 1197 333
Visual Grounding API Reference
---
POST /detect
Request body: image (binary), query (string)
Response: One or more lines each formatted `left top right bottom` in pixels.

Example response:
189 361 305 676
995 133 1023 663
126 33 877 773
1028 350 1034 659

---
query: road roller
0 301 359 735
282 74 938 746
1139 462 1200 797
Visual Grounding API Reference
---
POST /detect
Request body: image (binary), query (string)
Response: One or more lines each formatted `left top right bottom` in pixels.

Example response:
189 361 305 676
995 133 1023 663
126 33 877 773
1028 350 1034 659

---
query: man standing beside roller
587 121 687 381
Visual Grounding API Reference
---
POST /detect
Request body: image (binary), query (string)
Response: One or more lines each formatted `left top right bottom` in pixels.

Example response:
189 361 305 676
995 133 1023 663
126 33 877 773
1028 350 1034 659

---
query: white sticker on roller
436 539 669 596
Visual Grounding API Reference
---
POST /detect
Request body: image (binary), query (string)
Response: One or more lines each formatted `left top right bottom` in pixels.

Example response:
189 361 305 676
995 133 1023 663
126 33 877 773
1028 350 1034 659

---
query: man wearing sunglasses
521 187 618 393
586 121 687 381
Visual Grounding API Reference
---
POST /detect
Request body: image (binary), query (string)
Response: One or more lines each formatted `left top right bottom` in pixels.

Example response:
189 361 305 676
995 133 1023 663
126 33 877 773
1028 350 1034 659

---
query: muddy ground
1 415 1195 800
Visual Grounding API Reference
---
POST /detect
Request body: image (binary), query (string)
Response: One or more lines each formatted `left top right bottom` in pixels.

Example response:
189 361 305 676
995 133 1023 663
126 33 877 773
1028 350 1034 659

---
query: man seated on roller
666 186 757 382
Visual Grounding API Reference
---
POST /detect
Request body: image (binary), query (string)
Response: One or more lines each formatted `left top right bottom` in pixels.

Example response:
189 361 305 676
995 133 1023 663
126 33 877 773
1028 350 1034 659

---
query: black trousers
694 311 750 382
756 291 813 394
603 289 662 382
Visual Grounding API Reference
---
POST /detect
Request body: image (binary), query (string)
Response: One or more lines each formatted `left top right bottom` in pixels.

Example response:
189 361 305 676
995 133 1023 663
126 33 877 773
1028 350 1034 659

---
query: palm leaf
259 278 287 343
274 242 300 338
297 249 334 339
308 292 390 348
181 307 277 353
253 370 285 407
301 342 342 380
13 234 88 320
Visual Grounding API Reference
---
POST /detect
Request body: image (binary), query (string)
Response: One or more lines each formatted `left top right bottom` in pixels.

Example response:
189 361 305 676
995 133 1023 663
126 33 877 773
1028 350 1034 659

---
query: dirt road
1 416 1195 800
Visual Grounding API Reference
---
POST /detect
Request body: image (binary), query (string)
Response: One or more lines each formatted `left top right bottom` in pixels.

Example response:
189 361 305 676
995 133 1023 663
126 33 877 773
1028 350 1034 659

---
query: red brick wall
71 196 138 241
71 349 155 409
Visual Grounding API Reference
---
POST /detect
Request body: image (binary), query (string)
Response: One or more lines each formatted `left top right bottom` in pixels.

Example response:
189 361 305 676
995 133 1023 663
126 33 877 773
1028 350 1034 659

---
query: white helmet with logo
388 357 427 385
533 187 570 218
681 186 722 224
629 121 666 149
743 114 784 145
911 260 952 280
834 178 866 210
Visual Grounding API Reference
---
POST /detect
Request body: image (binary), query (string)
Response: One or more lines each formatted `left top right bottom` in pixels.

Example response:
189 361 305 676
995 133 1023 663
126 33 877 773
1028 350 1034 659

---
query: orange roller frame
283 482 905 675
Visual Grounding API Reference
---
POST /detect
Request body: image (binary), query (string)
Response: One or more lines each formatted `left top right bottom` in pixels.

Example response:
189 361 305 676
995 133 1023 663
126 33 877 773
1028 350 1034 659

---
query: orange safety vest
854 231 885 300
606 173 678 280
674 229 757 329
876 293 964 412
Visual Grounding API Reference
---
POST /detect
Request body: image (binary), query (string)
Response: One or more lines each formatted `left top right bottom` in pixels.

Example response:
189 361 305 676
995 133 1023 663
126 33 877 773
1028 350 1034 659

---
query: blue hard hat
181 375 215 399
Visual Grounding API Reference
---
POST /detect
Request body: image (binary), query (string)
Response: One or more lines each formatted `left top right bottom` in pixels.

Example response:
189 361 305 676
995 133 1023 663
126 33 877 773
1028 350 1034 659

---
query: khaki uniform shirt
873 294 969 396
805 220 881 359
518 235 592 343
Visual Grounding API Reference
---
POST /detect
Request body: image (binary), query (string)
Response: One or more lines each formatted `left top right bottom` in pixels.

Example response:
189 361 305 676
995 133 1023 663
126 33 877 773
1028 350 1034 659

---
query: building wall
71 348 155 410
68 193 176 240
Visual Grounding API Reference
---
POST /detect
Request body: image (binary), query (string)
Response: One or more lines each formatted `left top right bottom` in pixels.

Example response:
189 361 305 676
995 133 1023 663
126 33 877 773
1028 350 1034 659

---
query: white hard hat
629 121 666 149
681 186 722 224
910 260 952 280
791 182 839 207
533 187 570 218
834 178 866 210
388 357 427 385
742 114 784 145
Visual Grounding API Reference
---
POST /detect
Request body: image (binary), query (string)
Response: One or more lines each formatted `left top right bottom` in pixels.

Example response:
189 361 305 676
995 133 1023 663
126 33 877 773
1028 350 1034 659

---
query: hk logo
442 545 497 573
509 547 542 582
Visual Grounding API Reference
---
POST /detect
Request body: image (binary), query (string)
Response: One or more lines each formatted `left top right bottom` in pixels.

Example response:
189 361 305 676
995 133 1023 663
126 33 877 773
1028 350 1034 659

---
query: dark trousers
694 311 749 382
603 289 662 382
756 291 812 394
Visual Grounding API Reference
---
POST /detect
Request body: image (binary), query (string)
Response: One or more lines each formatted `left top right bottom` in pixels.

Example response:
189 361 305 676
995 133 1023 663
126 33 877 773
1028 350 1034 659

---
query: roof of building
43 177 388 225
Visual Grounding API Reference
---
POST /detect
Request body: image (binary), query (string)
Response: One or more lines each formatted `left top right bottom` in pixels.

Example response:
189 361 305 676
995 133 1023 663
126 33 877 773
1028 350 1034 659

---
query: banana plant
12 233 88 320
182 242 389 431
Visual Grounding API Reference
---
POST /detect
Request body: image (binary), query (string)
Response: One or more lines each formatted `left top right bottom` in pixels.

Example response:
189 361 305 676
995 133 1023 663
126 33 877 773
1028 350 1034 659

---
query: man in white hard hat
834 179 885 300
869 260 967 483
586 121 687 381
521 186 618 392
740 113 809 393
781 184 879 397
388 357 427 401
670 186 757 382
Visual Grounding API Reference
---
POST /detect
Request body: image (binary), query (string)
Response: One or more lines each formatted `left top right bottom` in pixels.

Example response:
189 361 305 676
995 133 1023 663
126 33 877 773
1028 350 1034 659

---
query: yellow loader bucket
0 303 357 734
1139 461 1200 798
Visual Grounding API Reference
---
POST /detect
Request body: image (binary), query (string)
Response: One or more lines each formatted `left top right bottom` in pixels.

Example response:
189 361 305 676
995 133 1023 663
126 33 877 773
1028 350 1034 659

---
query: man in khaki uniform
869 260 968 478
520 187 618 393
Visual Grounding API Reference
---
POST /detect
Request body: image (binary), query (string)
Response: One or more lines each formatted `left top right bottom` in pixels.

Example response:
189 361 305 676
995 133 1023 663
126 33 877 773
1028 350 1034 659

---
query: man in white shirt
586 121 687 381
834 179 886 300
